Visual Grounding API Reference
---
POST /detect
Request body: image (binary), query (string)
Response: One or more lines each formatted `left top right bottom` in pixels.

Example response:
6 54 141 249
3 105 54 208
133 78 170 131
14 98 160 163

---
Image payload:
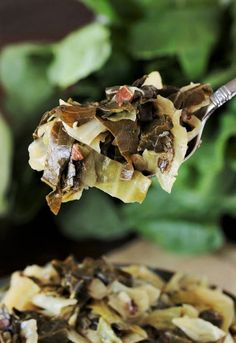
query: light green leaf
0 44 54 118
0 115 12 215
58 189 129 240
136 220 224 254
80 0 118 23
48 23 111 88
129 6 220 78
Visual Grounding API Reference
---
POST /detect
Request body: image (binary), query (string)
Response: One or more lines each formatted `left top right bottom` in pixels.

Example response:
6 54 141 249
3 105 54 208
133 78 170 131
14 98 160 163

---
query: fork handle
210 78 236 107
204 78 236 119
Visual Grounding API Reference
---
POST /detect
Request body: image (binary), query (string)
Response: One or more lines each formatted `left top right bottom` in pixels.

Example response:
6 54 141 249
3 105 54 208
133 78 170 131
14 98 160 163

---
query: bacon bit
0 319 10 330
115 86 134 106
127 299 138 316
181 109 192 121
72 144 84 161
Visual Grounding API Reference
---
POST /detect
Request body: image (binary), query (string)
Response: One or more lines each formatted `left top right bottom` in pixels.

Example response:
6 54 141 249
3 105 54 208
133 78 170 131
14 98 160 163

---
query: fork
184 78 236 161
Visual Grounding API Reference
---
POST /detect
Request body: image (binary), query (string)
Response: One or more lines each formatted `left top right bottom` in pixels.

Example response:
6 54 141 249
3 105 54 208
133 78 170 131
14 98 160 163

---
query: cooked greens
29 72 212 214
1 257 235 342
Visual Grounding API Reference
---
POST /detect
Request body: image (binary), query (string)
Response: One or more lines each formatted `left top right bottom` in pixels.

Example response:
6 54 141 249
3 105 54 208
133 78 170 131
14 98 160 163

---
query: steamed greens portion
29 72 212 214
1 257 235 343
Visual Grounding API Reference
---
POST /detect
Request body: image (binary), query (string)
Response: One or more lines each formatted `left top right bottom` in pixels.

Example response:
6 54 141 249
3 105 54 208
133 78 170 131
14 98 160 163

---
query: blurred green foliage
0 114 12 215
0 0 236 254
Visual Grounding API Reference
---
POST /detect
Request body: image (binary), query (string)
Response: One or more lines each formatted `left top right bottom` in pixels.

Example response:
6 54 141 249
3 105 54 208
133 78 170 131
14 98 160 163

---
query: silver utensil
184 78 236 161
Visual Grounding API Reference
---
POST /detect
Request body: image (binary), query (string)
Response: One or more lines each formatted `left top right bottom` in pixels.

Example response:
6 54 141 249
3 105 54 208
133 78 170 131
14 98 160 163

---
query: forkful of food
28 71 236 214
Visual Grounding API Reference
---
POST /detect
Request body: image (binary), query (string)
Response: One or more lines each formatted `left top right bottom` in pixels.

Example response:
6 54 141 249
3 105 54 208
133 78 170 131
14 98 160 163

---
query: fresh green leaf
0 115 12 216
136 220 224 254
80 0 119 23
223 194 236 217
123 179 220 229
133 0 174 13
134 0 219 19
204 67 236 88
129 6 220 78
179 47 211 80
58 189 129 240
0 44 54 120
48 23 111 88
176 111 236 196
213 112 236 171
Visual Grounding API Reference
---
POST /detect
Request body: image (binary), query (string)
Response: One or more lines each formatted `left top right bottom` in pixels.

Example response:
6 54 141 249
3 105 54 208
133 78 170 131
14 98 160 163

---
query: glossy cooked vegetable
28 71 212 214
0 257 235 343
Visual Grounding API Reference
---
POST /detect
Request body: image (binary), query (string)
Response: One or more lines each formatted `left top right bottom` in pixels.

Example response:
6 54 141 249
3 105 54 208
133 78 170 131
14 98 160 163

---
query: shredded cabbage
28 71 211 212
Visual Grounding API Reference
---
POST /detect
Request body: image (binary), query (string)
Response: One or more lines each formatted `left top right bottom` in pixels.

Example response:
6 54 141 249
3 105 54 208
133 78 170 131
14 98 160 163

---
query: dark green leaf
129 6 220 78
11 168 47 224
133 0 174 13
136 220 224 254
231 0 236 59
123 179 220 228
134 0 220 15
0 44 54 119
58 189 129 240
222 195 236 217
48 23 111 88
204 67 236 88
206 111 236 175
0 115 12 216
96 51 134 87
71 79 103 102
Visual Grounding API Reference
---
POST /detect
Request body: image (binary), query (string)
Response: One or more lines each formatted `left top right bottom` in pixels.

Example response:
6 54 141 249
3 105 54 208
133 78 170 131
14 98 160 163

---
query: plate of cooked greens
0 257 235 342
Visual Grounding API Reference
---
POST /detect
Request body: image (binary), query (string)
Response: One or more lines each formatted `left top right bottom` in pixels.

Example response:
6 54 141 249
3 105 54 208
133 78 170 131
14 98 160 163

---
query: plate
0 267 235 303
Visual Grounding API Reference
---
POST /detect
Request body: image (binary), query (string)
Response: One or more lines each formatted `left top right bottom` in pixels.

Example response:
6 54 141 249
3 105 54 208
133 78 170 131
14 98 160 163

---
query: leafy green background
0 0 236 254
